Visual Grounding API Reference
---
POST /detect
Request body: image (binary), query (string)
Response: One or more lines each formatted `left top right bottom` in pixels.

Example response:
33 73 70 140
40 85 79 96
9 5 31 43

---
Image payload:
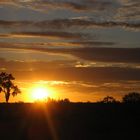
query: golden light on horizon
32 87 49 101
28 84 54 102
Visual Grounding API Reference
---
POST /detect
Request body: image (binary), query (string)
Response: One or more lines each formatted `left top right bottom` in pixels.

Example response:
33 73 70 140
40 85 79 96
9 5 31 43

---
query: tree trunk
5 89 10 103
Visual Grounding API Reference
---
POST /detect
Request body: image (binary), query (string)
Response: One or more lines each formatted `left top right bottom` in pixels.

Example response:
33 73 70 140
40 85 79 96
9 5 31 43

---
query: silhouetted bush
122 92 140 103
100 96 118 103
46 97 70 104
62 98 70 103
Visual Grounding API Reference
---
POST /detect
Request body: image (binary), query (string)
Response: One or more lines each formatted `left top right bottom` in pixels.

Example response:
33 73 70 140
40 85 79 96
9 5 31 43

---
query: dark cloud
49 47 140 63
0 43 140 63
66 47 140 63
6 66 140 83
0 0 139 23
0 20 32 27
0 57 140 83
72 41 116 46
37 19 140 30
7 0 118 12
0 19 139 31
0 57 76 71
32 1 90 11
20 0 140 22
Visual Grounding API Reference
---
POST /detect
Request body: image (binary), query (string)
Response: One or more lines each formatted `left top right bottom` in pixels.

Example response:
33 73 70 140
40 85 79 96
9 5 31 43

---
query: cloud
0 31 94 46
2 0 117 12
18 0 139 22
9 31 90 40
0 20 32 27
0 0 139 23
1 55 140 83
4 64 140 83
72 41 115 46
116 0 140 21
37 19 140 31
0 19 139 31
56 81 140 96
0 57 76 71
0 43 140 63
0 0 14 4
65 47 140 63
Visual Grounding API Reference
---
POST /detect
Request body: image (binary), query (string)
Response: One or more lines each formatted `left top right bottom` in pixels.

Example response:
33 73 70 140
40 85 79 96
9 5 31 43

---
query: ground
0 103 139 140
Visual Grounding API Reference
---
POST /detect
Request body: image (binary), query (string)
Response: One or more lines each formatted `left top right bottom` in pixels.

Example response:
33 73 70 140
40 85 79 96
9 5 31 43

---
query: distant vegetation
122 92 140 103
47 97 70 104
99 96 118 103
34 97 71 104
99 92 140 104
37 92 140 104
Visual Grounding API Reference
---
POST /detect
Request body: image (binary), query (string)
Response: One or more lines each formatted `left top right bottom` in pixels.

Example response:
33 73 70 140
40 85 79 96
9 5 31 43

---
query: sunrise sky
0 0 140 102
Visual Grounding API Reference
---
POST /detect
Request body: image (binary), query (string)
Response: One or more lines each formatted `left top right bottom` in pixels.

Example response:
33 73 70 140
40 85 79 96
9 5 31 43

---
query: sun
31 86 49 101
25 82 57 102
33 87 48 100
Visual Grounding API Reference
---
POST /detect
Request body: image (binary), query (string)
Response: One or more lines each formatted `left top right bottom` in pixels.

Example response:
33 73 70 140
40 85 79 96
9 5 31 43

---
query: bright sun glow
31 86 50 101
33 88 48 100
24 82 58 102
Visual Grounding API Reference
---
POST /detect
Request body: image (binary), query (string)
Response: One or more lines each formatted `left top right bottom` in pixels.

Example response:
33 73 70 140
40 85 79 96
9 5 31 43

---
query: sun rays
28 84 53 102
32 86 49 101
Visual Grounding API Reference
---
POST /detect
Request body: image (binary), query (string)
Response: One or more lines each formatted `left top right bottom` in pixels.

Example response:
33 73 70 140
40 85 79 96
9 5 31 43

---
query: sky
0 0 140 102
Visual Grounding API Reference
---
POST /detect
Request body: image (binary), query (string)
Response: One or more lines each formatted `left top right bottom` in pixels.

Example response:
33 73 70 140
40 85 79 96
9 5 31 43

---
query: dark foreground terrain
0 103 139 140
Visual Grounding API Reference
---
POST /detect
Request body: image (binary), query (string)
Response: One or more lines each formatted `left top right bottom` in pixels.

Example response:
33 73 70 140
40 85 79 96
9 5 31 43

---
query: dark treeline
40 92 140 104
99 92 140 104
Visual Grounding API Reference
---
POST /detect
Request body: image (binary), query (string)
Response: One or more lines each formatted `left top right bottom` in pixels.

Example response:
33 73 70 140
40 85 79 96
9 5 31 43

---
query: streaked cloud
0 43 140 63
9 31 90 40
1 57 140 83
0 0 118 12
0 0 139 21
117 0 140 21
0 19 139 31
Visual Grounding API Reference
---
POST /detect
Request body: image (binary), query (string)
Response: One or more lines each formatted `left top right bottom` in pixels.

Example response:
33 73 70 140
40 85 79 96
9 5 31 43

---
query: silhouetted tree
122 92 140 103
0 72 21 103
63 98 70 103
101 96 117 103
